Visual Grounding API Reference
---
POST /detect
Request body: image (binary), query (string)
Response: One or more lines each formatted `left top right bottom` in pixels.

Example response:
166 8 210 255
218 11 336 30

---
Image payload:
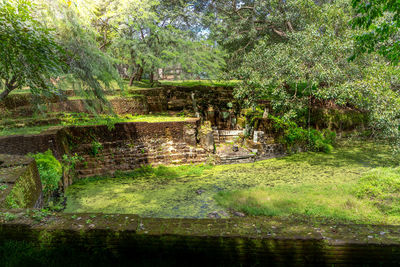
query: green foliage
0 212 17 222
223 0 400 146
107 0 225 81
0 184 8 191
30 150 62 199
234 0 366 111
30 209 52 222
159 80 240 87
90 141 103 157
270 115 335 153
0 0 64 101
204 0 320 71
310 108 369 131
38 0 122 111
62 153 83 173
351 0 400 64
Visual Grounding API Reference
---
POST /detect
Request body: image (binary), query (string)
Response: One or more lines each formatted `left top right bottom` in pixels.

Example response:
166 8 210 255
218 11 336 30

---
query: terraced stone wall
0 129 64 159
0 155 42 209
1 86 239 129
1 212 400 265
0 119 210 181
60 119 207 178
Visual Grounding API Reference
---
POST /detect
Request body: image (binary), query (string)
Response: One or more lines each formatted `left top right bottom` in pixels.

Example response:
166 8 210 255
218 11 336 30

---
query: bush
30 150 62 199
269 115 335 153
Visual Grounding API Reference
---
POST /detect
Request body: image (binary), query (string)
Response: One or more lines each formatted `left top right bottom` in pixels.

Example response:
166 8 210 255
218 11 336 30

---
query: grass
60 113 188 125
0 125 61 136
214 143 400 224
6 79 236 98
65 141 400 223
0 113 189 136
65 165 219 218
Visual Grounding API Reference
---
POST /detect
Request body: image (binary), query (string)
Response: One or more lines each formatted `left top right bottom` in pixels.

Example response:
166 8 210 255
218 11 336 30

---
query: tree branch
286 21 294 32
271 27 287 37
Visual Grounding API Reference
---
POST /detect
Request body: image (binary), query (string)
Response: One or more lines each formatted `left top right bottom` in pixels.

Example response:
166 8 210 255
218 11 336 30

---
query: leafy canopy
0 0 64 101
351 0 400 64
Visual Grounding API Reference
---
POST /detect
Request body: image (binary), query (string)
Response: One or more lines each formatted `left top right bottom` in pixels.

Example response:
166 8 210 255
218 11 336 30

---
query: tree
234 1 361 111
36 0 122 110
231 0 400 143
351 0 400 64
109 0 224 84
201 0 321 72
0 0 64 101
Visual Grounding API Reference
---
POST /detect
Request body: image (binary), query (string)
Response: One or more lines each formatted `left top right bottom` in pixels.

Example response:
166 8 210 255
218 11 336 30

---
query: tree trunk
0 84 15 101
134 66 144 81
149 71 154 84
129 69 136 86
0 89 11 101
129 66 144 85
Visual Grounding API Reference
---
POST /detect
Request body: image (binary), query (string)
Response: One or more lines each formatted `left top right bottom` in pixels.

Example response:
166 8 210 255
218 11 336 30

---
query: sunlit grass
0 125 61 136
215 145 400 224
0 113 189 136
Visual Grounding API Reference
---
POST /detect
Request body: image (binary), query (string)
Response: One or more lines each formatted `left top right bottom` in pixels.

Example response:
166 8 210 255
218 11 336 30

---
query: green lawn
64 141 400 224
0 113 189 136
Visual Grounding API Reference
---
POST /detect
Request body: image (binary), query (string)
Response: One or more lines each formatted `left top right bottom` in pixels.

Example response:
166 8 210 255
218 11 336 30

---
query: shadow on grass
279 142 398 168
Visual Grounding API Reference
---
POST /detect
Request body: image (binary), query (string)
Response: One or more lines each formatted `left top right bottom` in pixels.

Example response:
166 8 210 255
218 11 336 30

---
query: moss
3 161 41 209
3 210 400 266
64 142 400 224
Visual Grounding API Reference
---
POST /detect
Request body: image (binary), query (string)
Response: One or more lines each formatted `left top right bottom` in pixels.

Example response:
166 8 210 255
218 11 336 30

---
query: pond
64 142 399 223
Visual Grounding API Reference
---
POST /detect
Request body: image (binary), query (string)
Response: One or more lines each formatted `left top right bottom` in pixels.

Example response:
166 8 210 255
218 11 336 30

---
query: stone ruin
1 85 396 265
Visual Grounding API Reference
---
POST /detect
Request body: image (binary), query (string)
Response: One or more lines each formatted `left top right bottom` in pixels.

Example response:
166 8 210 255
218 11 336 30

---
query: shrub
269 115 335 153
30 150 62 199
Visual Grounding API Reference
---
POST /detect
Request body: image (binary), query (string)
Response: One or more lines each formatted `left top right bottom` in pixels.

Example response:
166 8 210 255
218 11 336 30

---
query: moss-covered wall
1 212 400 265
0 155 43 209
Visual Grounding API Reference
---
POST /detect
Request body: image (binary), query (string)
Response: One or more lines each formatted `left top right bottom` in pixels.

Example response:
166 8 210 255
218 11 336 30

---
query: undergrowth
29 150 62 200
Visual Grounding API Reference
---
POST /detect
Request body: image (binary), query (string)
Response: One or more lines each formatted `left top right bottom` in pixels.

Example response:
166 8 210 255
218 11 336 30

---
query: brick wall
0 154 43 209
0 120 207 180
0 131 63 159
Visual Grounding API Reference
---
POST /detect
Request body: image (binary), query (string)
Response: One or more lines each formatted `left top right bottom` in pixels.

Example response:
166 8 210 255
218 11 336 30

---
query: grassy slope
65 142 400 223
0 114 188 136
